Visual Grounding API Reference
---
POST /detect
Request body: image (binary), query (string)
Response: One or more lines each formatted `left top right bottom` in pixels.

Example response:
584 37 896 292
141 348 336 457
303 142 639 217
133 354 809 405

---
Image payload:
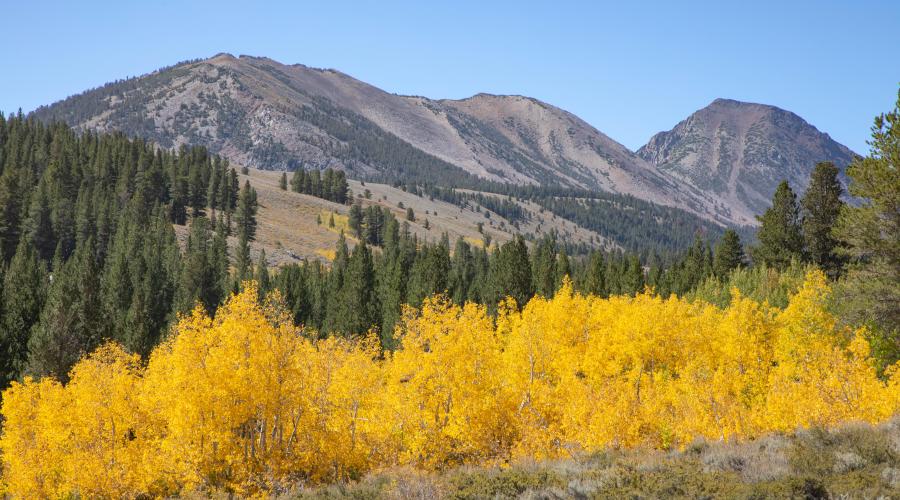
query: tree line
265 206 746 349
290 166 349 204
0 113 257 387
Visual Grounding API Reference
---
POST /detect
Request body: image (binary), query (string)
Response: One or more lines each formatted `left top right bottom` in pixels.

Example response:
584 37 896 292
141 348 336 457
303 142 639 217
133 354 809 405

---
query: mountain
638 98 857 225
30 55 856 227
29 54 696 217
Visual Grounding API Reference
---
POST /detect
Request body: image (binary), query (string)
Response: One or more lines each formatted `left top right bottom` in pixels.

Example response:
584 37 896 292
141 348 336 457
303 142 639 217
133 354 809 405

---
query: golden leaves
1 271 898 496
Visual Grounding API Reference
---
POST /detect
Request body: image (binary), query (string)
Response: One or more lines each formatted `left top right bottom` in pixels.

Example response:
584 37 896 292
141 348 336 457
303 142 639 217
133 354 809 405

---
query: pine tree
488 236 532 308
323 233 350 335
24 178 56 261
713 229 745 278
176 217 225 315
406 242 451 308
348 203 363 238
291 167 304 192
449 237 475 305
51 195 76 261
333 169 349 204
124 209 180 357
28 240 105 383
255 249 270 298
375 218 407 347
752 181 803 269
623 255 645 295
834 89 900 365
0 242 47 388
209 218 230 300
0 170 23 261
683 235 713 291
279 172 288 191
233 228 252 292
101 208 140 348
584 251 607 297
73 185 95 250
556 248 571 289
802 161 844 276
339 242 378 336
235 180 258 241
170 170 188 225
531 236 557 297
221 167 239 213
187 161 206 217
207 159 221 210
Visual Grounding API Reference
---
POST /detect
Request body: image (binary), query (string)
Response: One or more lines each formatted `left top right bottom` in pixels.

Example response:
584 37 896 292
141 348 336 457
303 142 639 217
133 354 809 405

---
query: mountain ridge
30 53 856 226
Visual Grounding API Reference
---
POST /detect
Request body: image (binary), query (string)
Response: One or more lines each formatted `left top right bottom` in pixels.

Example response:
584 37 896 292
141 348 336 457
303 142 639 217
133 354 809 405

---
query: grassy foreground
288 418 900 499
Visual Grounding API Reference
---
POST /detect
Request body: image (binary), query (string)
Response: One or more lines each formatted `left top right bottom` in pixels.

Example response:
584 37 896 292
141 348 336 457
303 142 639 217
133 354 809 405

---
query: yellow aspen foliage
0 343 146 497
386 298 517 469
1 271 898 497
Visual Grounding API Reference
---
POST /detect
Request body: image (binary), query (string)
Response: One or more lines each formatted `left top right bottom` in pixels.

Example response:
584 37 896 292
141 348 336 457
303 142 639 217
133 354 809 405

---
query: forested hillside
0 113 245 386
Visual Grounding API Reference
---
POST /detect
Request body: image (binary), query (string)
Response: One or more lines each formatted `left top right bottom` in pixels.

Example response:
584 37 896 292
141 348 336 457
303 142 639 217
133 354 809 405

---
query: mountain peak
708 97 760 107
638 97 856 224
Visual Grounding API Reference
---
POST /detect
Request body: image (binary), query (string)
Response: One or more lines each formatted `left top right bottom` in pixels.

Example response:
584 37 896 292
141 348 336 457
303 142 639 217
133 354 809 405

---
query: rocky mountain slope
27 55 701 219
638 98 857 224
31 54 856 227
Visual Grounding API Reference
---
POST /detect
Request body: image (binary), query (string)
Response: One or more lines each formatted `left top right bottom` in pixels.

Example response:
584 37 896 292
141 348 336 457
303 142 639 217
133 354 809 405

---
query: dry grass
284 417 900 499
200 168 616 269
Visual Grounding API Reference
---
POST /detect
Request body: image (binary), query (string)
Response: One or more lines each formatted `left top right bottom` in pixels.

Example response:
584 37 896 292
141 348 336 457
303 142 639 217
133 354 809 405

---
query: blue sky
2 1 898 154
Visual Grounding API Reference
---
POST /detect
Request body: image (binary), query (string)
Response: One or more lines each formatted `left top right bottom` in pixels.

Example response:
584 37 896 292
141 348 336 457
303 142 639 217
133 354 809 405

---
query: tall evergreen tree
0 170 23 261
375 220 409 346
406 241 451 307
0 242 47 388
122 209 180 356
339 243 378 336
802 161 844 276
322 233 350 335
255 249 271 298
584 251 607 297
233 229 252 291
449 237 475 305
556 248 571 289
28 240 105 383
834 89 900 365
488 236 532 308
24 178 56 261
531 236 558 297
176 217 226 315
752 181 804 269
713 229 745 278
235 180 258 241
623 255 645 295
348 203 363 239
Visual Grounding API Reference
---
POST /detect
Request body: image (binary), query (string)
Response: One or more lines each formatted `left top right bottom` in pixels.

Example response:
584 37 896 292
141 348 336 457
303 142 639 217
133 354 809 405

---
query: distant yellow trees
2 272 898 497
